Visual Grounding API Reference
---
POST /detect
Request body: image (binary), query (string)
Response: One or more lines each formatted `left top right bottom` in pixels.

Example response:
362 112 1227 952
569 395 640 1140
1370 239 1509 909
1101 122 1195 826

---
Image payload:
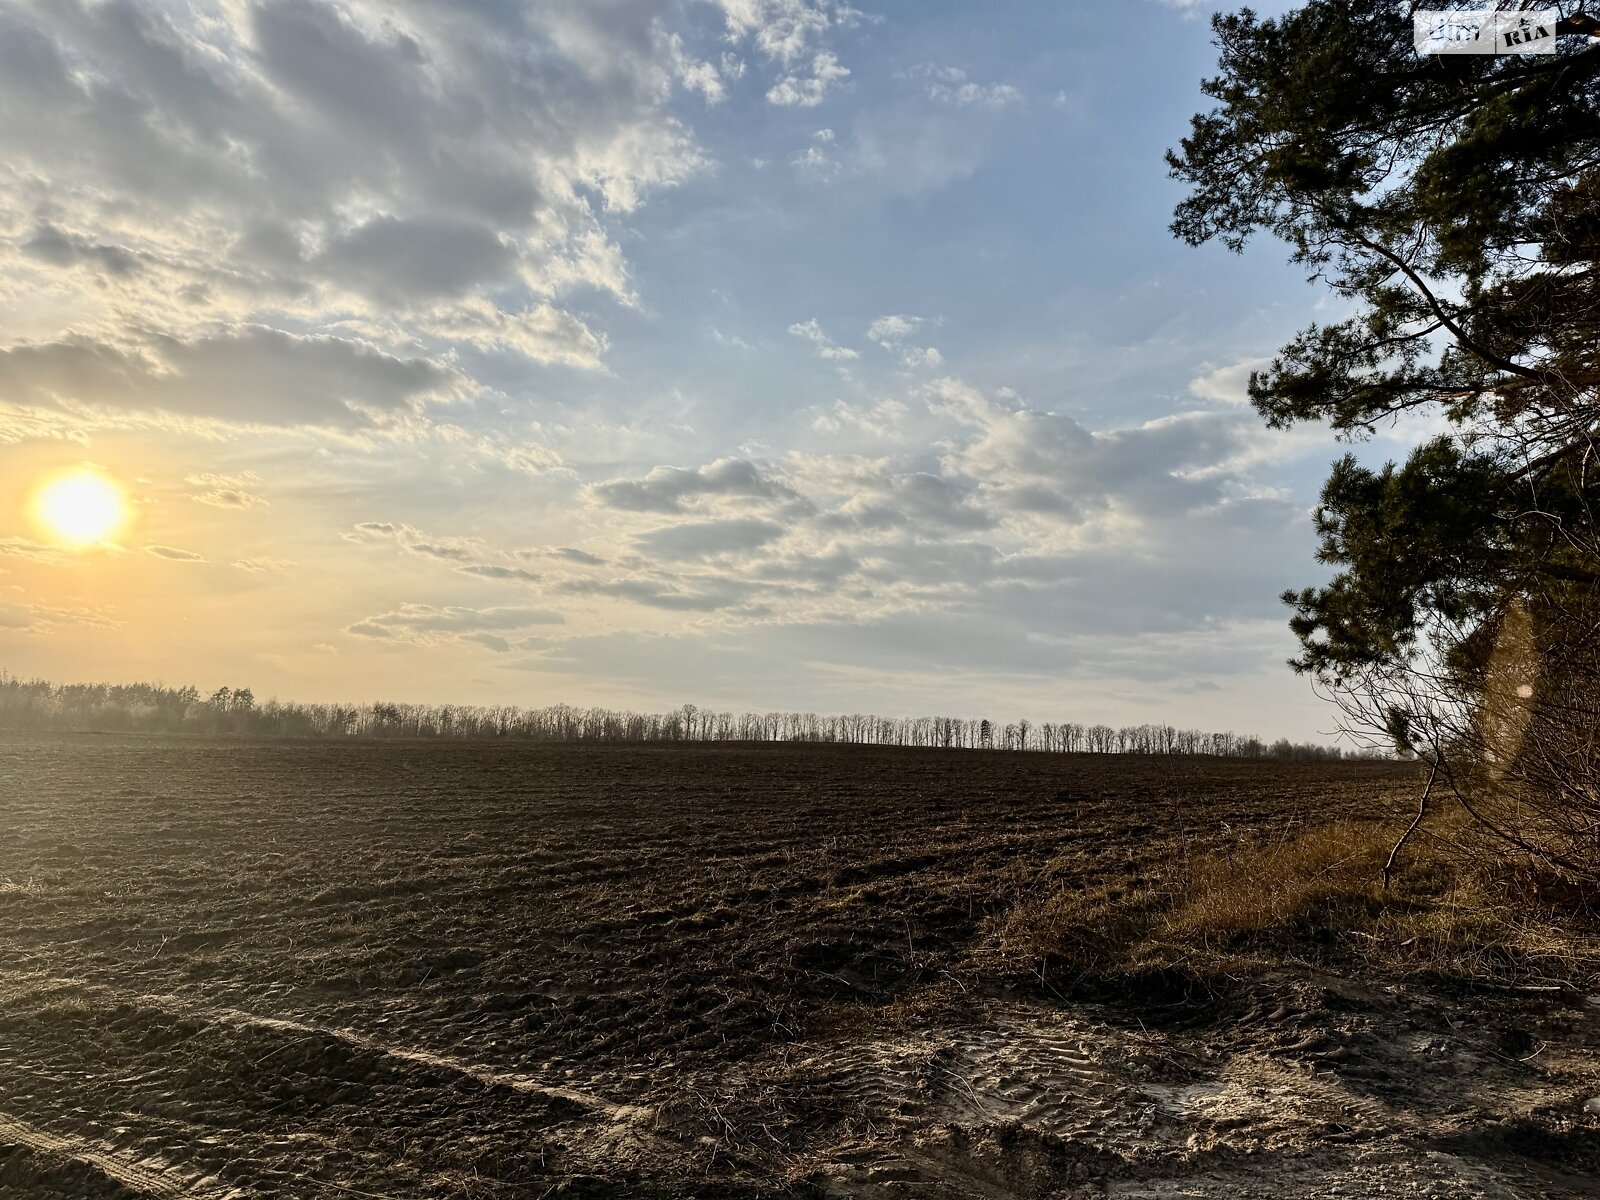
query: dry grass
990 878 1171 974
1167 819 1400 939
997 811 1600 989
1367 855 1600 983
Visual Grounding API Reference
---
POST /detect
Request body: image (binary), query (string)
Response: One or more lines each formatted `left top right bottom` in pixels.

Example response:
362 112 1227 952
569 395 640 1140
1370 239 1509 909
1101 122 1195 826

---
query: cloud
811 464 996 534
788 318 858 360
1188 357 1270 407
315 215 516 306
234 556 295 573
407 541 474 562
456 564 541 582
193 490 264 509
430 426 568 476
929 377 1266 523
352 522 561 583
589 457 803 513
714 0 840 65
0 0 724 434
668 36 730 104
356 604 565 633
907 65 1023 110
867 314 924 344
790 124 845 177
1052 89 1086 118
0 327 458 430
349 522 481 562
752 547 859 584
635 518 786 560
552 547 607 566
22 222 142 277
866 314 941 368
306 373 1306 649
189 473 267 509
555 576 752 612
766 51 850 107
419 300 609 370
0 597 120 633
0 0 701 229
0 539 65 563
790 140 841 180
836 107 992 196
514 545 609 567
146 545 206 562
811 397 910 437
573 377 1313 656
348 603 565 651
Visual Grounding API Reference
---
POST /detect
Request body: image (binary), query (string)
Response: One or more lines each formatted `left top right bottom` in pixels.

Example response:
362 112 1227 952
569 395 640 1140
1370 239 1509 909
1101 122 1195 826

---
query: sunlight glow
30 470 129 547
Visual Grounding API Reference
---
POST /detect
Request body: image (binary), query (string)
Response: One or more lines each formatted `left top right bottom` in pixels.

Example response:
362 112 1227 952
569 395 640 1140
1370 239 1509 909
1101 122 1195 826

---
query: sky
0 0 1422 739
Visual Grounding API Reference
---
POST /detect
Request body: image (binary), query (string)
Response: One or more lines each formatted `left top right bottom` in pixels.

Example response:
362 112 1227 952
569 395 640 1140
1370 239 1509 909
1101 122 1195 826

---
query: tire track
0 1112 234 1198
8 974 652 1128
202 1003 655 1125
186 999 780 1182
1 972 714 1187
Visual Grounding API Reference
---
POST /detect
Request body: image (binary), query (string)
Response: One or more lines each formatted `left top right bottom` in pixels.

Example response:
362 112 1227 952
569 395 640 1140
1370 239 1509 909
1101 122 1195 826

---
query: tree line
0 671 1377 761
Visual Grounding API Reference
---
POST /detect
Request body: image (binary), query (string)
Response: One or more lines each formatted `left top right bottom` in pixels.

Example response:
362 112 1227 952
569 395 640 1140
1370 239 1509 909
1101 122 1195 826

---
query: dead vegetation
995 804 1600 994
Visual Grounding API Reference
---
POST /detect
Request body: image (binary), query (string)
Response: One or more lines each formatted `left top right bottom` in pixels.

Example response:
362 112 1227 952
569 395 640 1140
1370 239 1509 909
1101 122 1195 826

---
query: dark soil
0 735 1591 1198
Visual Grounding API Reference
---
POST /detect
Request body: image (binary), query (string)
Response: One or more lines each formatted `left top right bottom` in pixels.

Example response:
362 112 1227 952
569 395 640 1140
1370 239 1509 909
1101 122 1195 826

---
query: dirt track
0 734 1594 1197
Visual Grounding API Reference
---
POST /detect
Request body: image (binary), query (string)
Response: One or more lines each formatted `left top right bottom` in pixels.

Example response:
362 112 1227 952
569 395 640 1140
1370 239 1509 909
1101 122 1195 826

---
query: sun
30 469 129 547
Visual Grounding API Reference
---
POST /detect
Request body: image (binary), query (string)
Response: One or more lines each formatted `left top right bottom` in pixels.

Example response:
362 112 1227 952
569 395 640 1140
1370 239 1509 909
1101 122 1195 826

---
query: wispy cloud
867 314 943 368
348 604 565 652
767 51 851 107
906 65 1023 110
146 545 206 563
189 473 268 509
234 557 295 574
788 318 859 360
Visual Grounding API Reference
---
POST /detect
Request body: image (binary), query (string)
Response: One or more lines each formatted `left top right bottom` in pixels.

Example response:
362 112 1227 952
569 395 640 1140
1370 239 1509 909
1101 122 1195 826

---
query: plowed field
0 735 1594 1198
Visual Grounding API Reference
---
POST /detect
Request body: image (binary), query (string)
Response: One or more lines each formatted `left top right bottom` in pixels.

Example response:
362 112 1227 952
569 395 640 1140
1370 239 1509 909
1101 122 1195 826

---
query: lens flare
30 469 129 547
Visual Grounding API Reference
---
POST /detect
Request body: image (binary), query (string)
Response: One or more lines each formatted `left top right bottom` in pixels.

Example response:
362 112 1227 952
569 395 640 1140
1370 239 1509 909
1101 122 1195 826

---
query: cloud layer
0 1 1349 738
0 0 740 439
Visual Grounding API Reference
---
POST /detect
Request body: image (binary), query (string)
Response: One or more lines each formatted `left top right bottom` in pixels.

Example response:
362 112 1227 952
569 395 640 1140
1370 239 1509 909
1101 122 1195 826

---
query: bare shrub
1310 576 1599 895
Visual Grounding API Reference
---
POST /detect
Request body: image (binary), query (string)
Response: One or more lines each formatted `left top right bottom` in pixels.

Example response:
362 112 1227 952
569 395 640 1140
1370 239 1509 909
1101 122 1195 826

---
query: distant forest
0 670 1377 759
0 671 1384 761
